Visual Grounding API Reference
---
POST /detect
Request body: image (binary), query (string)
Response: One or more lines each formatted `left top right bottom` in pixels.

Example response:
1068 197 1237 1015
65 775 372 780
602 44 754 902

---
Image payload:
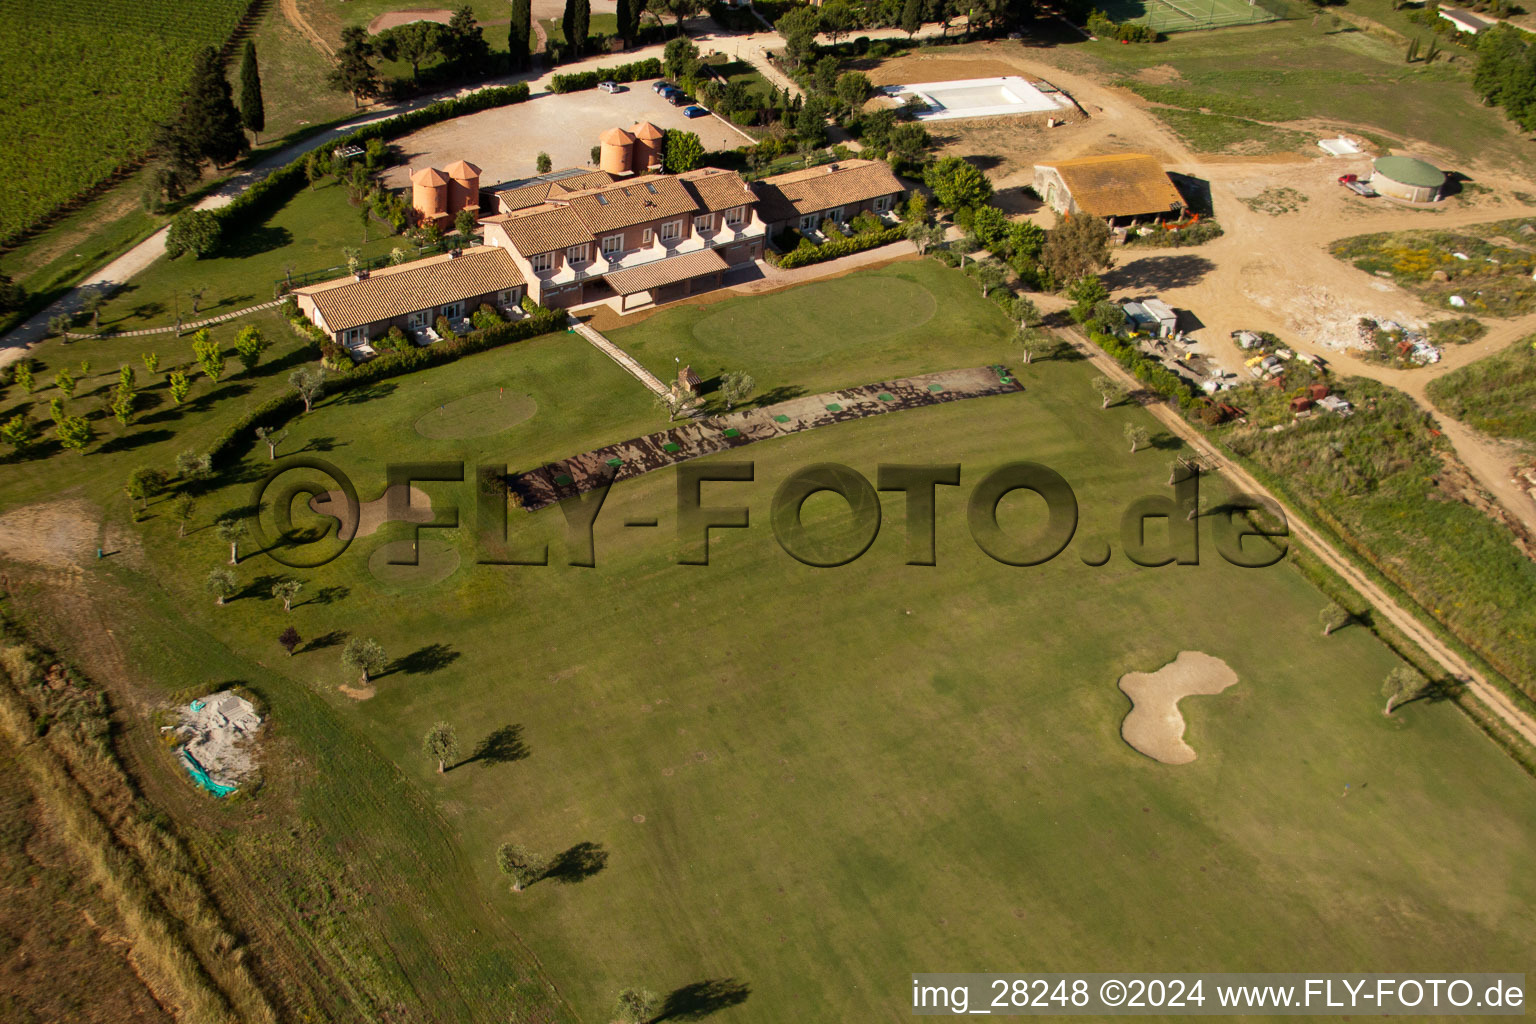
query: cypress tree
509 0 532 70
573 0 591 55
184 47 249 167
239 40 265 142
617 0 633 45
562 0 575 51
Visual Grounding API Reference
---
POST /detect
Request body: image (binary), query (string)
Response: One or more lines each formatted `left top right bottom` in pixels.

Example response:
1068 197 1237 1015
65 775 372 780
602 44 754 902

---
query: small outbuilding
1369 156 1447 203
1034 154 1185 223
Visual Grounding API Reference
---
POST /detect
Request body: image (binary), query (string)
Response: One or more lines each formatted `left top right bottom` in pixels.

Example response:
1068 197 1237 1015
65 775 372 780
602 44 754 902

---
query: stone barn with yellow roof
1033 154 1185 224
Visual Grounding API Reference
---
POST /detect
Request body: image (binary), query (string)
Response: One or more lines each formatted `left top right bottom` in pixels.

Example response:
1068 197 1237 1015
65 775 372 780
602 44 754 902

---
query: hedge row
213 83 532 236
1087 329 1198 410
770 225 906 270
206 304 564 465
549 58 663 94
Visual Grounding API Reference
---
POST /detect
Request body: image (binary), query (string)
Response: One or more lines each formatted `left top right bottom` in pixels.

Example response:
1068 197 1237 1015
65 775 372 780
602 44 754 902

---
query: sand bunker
368 8 452 34
1118 651 1238 765
310 484 434 542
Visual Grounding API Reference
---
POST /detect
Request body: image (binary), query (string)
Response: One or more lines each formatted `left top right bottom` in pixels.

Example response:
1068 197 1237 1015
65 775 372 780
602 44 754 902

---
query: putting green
366 538 460 588
691 276 937 356
413 389 537 440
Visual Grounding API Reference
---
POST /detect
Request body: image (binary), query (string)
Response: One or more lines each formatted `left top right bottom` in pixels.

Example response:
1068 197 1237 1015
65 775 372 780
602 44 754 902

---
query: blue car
683 105 709 118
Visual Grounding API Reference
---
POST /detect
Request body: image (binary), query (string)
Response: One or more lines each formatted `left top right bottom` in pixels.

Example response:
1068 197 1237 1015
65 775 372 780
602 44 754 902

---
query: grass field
1082 17 1528 169
0 0 251 243
89 179 416 332
1427 334 1536 449
4 263 1533 1020
610 264 1016 400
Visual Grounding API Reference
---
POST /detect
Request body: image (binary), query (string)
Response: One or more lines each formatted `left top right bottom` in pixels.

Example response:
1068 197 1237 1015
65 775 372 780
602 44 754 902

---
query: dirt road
1056 327 1536 751
897 40 1536 536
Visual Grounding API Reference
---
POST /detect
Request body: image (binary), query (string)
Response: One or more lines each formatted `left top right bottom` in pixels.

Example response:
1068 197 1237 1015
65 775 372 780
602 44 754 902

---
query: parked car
651 80 671 94
599 80 622 94
683 105 709 118
1338 173 1376 197
667 90 688 106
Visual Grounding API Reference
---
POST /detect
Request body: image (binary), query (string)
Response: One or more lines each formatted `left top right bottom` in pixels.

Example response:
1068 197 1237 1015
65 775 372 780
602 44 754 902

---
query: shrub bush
1087 329 1197 409
768 225 905 269
549 57 663 92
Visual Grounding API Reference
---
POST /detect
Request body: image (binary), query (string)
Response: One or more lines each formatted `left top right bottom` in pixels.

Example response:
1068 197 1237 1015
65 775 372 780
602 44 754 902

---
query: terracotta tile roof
293 248 524 334
490 168 616 213
679 168 757 213
604 247 729 295
490 203 596 255
600 126 636 144
752 159 905 221
555 174 700 233
443 159 481 180
1036 154 1184 218
631 120 665 140
411 167 450 186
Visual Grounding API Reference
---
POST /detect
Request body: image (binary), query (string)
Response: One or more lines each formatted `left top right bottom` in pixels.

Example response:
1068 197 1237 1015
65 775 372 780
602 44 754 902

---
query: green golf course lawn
4 261 1534 1022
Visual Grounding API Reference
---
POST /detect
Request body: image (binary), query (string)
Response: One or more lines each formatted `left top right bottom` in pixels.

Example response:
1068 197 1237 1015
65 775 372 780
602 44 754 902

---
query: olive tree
423 721 460 773
342 636 388 686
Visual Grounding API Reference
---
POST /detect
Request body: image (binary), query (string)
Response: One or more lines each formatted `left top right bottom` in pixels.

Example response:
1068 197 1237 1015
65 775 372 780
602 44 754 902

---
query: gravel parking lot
382 81 755 190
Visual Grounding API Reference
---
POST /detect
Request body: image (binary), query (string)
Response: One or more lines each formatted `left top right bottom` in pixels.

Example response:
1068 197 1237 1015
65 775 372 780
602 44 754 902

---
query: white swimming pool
882 76 1073 121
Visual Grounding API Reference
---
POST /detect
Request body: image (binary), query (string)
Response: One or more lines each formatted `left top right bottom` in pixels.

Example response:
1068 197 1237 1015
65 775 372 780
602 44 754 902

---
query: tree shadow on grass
456 723 529 768
543 841 607 884
656 978 751 1021
302 629 348 653
387 641 459 676
97 429 174 455
298 435 345 454
331 381 399 406
302 585 350 608
218 225 293 260
237 573 284 602
752 384 804 409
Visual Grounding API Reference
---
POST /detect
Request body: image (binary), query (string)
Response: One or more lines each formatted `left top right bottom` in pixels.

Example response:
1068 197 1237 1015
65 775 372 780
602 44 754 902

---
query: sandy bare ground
1118 651 1238 764
876 39 1536 537
309 483 435 541
0 500 99 572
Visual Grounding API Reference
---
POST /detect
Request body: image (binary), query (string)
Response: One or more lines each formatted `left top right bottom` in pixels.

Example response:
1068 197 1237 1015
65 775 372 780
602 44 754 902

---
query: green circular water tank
1372 155 1446 189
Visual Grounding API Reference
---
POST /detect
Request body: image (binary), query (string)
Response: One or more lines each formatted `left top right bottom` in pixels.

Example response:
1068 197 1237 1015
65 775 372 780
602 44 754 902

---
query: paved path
64 300 283 340
1055 327 1536 753
514 365 1019 509
569 318 670 395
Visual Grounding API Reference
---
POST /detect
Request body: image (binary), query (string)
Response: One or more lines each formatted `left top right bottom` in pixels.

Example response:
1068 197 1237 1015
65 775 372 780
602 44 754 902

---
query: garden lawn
3 264 1534 1021
91 181 417 332
607 260 1017 401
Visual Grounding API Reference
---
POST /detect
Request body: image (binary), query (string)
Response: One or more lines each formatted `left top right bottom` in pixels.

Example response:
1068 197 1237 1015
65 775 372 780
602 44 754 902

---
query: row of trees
149 45 260 207
1473 25 1536 131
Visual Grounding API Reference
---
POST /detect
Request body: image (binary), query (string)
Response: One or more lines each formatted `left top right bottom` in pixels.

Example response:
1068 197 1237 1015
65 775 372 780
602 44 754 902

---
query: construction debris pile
170 690 262 796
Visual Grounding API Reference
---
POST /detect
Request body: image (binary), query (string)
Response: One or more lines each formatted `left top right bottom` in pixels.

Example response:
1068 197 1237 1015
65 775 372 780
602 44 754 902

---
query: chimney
354 269 370 281
826 164 838 173
448 249 462 259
